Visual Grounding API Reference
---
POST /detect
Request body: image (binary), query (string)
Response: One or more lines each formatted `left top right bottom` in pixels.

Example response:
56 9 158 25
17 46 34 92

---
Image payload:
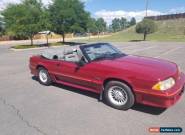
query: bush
136 19 157 40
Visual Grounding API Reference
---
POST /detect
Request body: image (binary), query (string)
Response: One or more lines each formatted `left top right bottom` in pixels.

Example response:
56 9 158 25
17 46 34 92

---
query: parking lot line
155 46 183 58
129 46 156 53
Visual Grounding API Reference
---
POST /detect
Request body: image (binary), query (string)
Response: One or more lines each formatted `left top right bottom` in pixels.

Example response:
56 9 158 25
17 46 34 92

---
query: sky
0 0 185 24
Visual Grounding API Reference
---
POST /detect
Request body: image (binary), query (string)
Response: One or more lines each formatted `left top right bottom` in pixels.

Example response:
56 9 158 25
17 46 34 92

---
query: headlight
152 77 175 91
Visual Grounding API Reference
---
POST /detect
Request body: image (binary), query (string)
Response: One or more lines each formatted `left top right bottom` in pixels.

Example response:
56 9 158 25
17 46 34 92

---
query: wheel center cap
114 91 124 100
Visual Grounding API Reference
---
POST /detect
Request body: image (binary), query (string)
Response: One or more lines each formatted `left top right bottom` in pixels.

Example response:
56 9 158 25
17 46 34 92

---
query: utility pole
145 0 149 17
144 0 149 41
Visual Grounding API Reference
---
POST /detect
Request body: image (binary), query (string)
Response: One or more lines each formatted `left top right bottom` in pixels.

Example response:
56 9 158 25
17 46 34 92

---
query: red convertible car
29 43 185 110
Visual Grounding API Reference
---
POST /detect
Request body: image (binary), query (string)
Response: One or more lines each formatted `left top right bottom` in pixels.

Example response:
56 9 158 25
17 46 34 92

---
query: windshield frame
80 43 126 62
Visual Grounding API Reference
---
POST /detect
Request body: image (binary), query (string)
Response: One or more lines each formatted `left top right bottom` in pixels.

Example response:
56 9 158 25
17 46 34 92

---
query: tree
112 18 121 32
40 9 51 32
129 17 136 26
2 0 44 45
95 18 107 34
0 16 5 36
111 17 129 32
120 17 127 29
49 0 90 43
136 19 157 40
39 9 52 46
87 18 98 33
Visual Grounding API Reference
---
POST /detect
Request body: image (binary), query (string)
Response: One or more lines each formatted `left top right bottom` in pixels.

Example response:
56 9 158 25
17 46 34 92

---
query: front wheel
38 67 52 86
104 81 135 110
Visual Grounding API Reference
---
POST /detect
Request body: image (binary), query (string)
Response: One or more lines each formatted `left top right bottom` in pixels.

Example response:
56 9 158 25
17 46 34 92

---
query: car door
55 55 101 92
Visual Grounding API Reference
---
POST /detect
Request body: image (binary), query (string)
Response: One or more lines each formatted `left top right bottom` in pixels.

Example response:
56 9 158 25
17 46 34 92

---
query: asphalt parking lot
0 41 185 135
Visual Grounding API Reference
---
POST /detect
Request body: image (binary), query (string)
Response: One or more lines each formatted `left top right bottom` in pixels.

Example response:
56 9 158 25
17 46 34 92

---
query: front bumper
135 73 185 108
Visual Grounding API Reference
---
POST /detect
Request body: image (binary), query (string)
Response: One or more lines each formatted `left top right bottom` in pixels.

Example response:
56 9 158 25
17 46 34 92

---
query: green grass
49 42 64 46
73 18 185 42
12 42 64 49
12 45 39 49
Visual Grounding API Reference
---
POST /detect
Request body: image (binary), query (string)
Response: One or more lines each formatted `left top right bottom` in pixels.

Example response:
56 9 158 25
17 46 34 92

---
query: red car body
29 44 185 108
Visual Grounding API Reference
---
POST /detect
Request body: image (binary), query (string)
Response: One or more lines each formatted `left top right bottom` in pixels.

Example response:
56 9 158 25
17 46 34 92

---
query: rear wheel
104 81 135 110
38 67 52 86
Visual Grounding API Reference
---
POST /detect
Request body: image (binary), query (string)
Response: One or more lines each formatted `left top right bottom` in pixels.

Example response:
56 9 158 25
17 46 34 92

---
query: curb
10 45 66 52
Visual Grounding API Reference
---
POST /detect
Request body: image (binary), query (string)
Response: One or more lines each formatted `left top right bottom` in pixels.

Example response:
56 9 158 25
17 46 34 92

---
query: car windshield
81 43 125 61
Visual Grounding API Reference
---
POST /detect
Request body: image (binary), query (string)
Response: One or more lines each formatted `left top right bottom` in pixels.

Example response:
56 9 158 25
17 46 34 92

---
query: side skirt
55 79 100 94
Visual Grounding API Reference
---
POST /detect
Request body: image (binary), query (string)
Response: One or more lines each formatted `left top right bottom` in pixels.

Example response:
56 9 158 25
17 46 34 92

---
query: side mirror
76 57 86 67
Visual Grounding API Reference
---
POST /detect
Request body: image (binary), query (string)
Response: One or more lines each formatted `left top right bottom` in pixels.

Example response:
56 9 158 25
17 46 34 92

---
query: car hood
97 55 178 80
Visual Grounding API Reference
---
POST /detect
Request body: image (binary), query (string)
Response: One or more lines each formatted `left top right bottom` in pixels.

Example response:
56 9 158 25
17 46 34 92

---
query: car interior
41 47 82 63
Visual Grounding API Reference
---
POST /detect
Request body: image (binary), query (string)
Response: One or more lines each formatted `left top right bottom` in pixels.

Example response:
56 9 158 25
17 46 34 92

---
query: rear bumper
29 64 37 76
135 73 185 108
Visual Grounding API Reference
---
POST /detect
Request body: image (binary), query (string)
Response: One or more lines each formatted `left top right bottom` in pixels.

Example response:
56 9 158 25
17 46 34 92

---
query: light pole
145 0 149 17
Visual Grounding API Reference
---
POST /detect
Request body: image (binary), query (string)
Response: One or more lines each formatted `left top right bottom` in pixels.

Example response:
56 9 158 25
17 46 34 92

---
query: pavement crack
0 97 48 135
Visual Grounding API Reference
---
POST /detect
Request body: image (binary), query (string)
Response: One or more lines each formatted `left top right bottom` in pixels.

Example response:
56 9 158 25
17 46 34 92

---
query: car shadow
57 42 86 46
53 83 99 99
32 76 166 115
32 76 99 99
129 39 144 42
131 104 166 115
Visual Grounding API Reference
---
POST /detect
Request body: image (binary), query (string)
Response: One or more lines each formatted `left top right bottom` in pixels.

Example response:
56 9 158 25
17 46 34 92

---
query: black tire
38 67 52 86
104 81 135 110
